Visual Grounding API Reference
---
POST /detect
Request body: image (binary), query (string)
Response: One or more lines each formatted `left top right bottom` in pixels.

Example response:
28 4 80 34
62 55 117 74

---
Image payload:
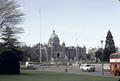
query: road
33 65 118 77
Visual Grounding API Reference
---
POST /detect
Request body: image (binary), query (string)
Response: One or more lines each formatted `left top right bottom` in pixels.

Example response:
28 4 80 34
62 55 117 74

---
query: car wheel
81 69 84 71
87 69 89 72
93 70 95 72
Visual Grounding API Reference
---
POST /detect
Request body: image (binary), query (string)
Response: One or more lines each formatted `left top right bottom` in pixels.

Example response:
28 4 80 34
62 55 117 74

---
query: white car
26 62 34 68
80 64 95 72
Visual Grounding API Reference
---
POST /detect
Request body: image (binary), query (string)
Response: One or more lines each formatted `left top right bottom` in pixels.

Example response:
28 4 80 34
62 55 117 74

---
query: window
110 54 120 59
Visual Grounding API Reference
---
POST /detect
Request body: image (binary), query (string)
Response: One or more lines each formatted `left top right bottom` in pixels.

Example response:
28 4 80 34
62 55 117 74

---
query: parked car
80 64 95 72
26 62 34 68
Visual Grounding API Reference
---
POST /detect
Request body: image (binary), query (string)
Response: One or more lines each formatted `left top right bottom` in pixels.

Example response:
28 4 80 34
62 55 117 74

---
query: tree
103 30 116 62
0 49 23 74
0 0 24 74
0 0 24 29
20 45 33 62
95 48 103 63
19 44 40 62
0 0 24 49
1 26 22 49
1 26 17 48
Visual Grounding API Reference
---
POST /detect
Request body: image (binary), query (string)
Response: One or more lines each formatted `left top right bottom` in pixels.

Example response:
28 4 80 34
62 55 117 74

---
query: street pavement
34 65 118 77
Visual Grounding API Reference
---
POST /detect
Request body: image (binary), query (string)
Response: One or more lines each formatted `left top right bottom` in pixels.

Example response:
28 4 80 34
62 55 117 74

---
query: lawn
0 70 119 81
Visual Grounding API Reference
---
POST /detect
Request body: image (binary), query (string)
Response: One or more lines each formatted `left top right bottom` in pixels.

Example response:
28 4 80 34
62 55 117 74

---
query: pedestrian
65 68 67 72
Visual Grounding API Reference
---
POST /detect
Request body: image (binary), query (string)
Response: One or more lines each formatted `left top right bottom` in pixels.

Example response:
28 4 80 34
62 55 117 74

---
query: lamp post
101 40 104 77
65 55 67 72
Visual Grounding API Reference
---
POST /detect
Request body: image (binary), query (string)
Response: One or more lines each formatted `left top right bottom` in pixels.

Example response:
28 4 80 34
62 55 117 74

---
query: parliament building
34 30 86 63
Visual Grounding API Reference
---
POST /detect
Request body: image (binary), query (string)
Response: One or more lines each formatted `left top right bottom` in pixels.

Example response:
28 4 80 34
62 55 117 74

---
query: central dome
48 30 60 45
51 30 58 39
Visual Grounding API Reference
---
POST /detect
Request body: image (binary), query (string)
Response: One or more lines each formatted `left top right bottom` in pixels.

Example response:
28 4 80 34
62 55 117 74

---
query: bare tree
0 0 24 48
0 0 24 29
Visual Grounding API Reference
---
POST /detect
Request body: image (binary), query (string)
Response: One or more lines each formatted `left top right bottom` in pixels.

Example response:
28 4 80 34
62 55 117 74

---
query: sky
17 0 120 49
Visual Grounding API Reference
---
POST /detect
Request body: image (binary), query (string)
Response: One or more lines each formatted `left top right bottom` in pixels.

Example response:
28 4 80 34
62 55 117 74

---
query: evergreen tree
0 0 24 74
103 30 116 62
1 26 22 49
0 0 24 49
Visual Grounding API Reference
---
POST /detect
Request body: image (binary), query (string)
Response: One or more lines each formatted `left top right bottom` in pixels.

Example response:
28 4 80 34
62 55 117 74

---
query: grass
0 70 119 81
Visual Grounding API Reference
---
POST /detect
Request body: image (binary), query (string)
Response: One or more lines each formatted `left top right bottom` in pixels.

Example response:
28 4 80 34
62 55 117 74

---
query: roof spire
53 30 55 34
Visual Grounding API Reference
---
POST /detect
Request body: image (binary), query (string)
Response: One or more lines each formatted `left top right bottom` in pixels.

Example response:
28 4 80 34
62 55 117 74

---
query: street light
65 55 67 72
101 40 104 77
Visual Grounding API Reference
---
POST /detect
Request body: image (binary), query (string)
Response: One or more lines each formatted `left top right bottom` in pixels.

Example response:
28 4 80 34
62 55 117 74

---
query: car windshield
29 63 33 64
86 65 91 67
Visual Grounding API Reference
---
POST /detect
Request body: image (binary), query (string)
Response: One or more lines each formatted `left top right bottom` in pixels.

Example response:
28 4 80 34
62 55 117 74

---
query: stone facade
38 30 86 63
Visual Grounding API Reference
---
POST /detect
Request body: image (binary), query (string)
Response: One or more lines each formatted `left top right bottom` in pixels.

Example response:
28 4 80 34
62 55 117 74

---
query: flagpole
39 9 42 64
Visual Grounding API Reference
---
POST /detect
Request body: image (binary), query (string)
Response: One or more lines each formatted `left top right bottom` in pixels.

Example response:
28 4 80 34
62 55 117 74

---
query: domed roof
50 30 59 39
48 30 60 45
